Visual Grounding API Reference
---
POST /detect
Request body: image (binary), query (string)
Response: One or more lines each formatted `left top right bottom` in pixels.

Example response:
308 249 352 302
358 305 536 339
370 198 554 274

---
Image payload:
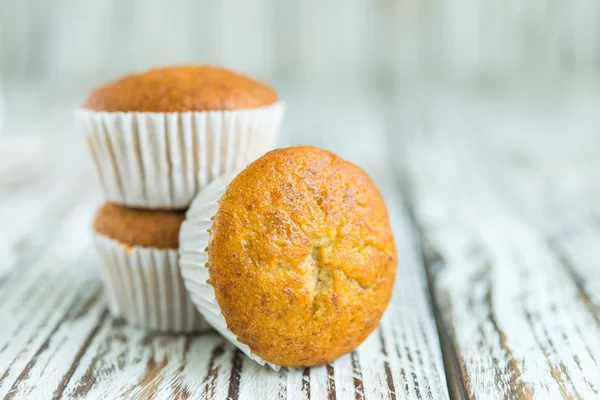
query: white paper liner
76 102 284 209
94 233 211 333
179 171 281 370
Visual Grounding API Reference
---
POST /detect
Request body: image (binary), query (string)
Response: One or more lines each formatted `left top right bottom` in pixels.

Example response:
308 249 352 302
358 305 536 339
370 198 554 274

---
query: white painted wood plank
398 92 600 398
0 194 99 399
462 97 600 324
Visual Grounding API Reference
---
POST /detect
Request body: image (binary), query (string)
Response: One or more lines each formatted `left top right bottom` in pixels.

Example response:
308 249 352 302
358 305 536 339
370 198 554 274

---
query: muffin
179 147 397 368
77 65 284 209
94 203 210 332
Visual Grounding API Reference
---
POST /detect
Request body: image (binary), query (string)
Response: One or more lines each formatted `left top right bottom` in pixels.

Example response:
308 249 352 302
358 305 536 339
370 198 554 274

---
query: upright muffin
77 65 284 209
179 147 397 368
94 203 209 332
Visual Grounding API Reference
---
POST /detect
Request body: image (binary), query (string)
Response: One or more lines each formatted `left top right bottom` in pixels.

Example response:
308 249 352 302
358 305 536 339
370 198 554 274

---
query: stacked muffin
77 65 284 332
78 65 398 369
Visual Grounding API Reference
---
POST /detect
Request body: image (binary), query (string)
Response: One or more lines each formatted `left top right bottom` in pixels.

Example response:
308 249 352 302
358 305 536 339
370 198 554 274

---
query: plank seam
4 286 102 398
52 307 109 400
401 189 469 400
547 238 600 327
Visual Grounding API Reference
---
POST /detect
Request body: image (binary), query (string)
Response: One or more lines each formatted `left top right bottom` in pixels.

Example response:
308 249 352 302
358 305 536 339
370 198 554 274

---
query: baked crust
208 146 397 367
94 203 185 249
84 65 278 112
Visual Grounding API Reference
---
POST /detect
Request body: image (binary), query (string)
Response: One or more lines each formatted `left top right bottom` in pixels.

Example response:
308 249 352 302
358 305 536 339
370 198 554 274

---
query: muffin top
208 146 397 367
84 65 278 112
94 203 186 249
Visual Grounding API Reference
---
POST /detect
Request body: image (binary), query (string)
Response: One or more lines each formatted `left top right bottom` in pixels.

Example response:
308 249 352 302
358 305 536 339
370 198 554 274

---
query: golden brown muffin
208 146 397 367
84 65 278 112
94 203 186 249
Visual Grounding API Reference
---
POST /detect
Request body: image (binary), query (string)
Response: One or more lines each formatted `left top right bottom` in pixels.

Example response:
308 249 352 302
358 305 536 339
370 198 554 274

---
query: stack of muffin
77 65 284 332
77 64 398 369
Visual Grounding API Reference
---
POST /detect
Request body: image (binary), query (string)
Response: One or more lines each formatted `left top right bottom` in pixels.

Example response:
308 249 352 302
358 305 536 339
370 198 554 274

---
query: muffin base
94 233 210 333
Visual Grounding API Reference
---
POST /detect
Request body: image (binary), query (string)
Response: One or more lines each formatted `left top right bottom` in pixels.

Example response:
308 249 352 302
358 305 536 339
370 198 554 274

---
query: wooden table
1 88 599 399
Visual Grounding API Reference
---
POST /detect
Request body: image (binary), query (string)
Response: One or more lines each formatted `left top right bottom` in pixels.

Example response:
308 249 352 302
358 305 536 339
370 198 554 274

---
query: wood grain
397 91 600 399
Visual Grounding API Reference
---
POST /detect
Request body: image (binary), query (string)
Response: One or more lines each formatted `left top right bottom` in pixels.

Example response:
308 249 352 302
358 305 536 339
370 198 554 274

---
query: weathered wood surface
398 90 600 399
0 92 448 399
4 88 600 399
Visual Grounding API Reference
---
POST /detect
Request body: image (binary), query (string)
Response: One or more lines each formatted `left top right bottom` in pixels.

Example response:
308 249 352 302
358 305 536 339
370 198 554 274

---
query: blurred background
2 1 599 108
3 0 600 89
0 0 599 155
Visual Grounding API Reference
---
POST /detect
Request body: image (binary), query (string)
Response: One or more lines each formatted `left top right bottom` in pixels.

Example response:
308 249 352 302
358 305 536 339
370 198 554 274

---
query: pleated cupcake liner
76 102 284 209
179 171 281 370
94 233 211 333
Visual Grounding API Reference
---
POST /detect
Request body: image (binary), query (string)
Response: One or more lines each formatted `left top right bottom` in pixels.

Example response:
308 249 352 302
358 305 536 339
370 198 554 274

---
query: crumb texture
84 65 278 112
209 146 397 367
94 203 186 249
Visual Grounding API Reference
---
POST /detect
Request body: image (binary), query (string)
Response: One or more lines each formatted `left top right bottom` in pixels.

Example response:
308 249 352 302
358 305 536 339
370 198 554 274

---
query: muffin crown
94 203 186 249
208 146 397 367
84 65 278 112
